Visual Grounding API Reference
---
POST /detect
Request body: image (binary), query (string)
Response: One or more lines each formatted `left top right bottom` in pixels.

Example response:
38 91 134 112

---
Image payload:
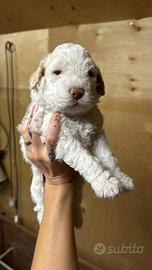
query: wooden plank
0 29 49 89
79 257 103 270
49 17 152 100
0 0 152 34
0 18 152 270
0 215 36 270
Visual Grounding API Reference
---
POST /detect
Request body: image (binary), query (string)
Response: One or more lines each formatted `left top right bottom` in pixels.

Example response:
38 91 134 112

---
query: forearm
31 181 79 270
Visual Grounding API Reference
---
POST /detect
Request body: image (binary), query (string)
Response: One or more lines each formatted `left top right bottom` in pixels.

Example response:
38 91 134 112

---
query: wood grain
49 17 152 100
0 18 152 270
0 0 152 34
0 215 36 270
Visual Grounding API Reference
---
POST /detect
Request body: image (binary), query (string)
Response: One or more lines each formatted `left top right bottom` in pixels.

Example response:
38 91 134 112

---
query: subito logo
94 243 106 255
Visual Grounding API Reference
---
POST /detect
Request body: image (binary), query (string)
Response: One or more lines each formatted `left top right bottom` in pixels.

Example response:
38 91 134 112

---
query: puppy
18 43 134 222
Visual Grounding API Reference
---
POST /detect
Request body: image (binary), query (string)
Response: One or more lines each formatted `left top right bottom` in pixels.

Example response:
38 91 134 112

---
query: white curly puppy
19 43 134 222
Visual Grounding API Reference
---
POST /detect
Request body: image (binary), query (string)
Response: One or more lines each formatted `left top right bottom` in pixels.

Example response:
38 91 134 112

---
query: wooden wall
0 17 152 270
1 0 152 34
0 29 49 231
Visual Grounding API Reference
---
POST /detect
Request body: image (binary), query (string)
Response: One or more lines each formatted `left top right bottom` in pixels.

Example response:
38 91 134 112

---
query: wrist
45 173 73 186
44 180 73 204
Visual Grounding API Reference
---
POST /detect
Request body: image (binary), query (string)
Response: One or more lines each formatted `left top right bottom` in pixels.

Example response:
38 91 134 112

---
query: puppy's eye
87 70 95 78
53 70 61 75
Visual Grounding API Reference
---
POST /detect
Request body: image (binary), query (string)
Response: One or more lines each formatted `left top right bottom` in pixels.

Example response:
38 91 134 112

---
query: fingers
22 130 32 144
19 103 36 146
45 112 62 160
32 132 42 149
18 103 42 147
18 103 43 157
22 103 37 130
45 112 62 146
22 130 43 162
30 108 44 133
18 107 73 183
18 107 62 164
17 103 37 134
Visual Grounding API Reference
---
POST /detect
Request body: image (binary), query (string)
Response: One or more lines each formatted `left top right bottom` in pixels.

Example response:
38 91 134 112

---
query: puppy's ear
29 60 45 90
96 67 105 96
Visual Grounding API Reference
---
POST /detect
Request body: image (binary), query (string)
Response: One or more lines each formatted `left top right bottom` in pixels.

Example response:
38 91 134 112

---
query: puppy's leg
56 136 121 198
92 131 134 191
20 136 44 223
30 164 44 223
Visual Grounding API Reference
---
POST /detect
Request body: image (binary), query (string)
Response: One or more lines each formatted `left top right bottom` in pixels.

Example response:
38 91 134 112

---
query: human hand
18 104 73 185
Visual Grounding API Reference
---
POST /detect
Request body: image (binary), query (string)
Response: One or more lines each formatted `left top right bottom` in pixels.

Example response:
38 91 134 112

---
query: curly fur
18 43 134 223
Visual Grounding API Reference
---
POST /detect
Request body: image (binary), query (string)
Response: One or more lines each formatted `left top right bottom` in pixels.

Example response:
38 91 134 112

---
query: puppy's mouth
72 102 79 107
69 102 79 108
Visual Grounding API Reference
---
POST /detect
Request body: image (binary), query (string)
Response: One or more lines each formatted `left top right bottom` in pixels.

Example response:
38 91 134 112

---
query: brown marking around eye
88 70 95 78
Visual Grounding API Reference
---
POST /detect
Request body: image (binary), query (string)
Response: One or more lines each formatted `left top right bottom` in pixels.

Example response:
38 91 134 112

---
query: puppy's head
30 43 105 115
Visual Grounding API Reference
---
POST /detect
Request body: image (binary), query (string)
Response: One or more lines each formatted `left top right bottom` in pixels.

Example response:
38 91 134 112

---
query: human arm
19 106 79 270
31 181 78 270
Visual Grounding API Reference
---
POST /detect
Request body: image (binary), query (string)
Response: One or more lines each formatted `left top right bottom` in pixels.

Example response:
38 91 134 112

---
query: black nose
69 87 84 100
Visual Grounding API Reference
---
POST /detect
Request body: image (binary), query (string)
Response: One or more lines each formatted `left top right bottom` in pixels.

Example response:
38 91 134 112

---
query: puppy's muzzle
69 87 84 100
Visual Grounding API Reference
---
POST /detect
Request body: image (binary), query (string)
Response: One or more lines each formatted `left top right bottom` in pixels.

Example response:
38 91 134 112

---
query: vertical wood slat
0 215 36 270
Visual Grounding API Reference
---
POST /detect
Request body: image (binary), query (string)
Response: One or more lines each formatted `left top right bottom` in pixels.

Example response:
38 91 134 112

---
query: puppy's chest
41 112 97 147
61 116 97 146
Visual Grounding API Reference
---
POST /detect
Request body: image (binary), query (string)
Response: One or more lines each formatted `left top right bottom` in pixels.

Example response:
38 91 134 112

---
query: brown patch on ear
29 60 45 90
96 68 105 96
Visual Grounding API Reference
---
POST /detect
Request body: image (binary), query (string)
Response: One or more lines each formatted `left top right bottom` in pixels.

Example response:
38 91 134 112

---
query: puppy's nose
69 87 84 100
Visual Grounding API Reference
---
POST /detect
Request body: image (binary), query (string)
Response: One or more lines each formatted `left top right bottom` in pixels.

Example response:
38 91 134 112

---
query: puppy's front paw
113 168 134 191
119 174 134 191
91 172 121 199
102 177 121 198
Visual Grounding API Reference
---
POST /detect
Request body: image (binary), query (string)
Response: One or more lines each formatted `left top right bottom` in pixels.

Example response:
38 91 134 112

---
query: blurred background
0 1 152 269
